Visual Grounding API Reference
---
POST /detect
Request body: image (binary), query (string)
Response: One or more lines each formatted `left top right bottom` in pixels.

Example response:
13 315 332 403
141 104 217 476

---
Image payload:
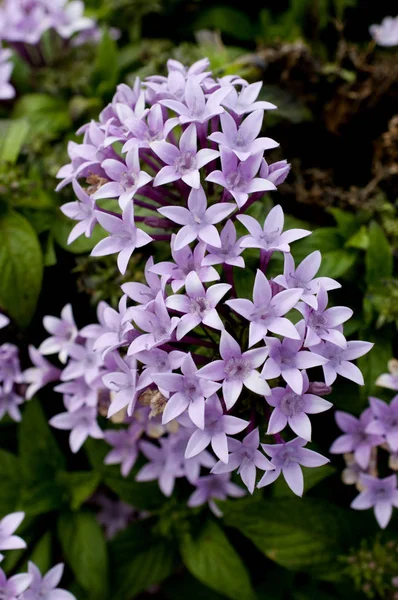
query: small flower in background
376 358 398 392
94 494 136 540
351 474 398 529
370 16 398 47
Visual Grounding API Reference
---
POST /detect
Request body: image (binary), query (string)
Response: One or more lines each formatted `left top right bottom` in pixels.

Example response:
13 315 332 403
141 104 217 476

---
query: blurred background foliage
0 0 397 598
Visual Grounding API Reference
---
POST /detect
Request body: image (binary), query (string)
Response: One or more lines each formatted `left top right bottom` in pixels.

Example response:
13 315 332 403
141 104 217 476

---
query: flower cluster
0 317 27 423
331 359 398 529
23 58 373 513
0 511 75 600
370 15 398 47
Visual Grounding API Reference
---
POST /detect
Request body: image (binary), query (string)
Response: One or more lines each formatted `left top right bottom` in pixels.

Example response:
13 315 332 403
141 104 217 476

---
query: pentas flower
95 495 135 540
311 340 373 386
49 404 103 453
104 421 144 476
92 203 152 275
82 296 134 358
366 397 398 452
198 331 269 409
135 348 185 390
102 354 141 418
150 239 219 292
0 314 9 329
274 250 341 309
159 186 235 250
296 286 352 348
258 437 329 497
166 271 230 340
370 16 398 47
261 333 328 395
135 435 185 496
21 562 76 600
0 387 24 422
376 359 398 392
23 346 61 400
0 48 15 100
122 257 164 308
201 219 245 268
206 148 276 208
238 205 311 253
0 344 23 393
226 269 302 346
39 304 78 364
212 428 274 493
208 109 278 161
260 159 290 186
93 148 153 209
330 409 383 469
152 353 221 429
61 340 104 386
185 394 248 463
351 474 398 529
60 180 98 244
188 472 245 517
122 104 177 152
266 372 332 441
222 81 276 115
54 378 98 412
152 123 219 189
0 568 31 600
0 512 25 561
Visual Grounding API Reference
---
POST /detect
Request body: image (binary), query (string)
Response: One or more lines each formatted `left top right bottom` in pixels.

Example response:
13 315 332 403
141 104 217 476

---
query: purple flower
0 568 32 600
134 348 185 390
226 269 302 346
150 238 219 292
152 123 219 189
61 341 104 386
376 360 398 392
21 562 76 600
122 257 164 307
212 428 274 493
152 353 221 429
311 340 373 386
261 334 328 395
188 473 245 517
0 387 23 422
122 104 177 152
90 296 134 358
258 437 329 497
127 292 179 355
0 314 9 329
206 148 276 208
370 16 398 47
39 304 78 364
49 405 103 453
91 202 152 274
330 409 383 469
367 396 398 452
54 377 98 412
274 251 340 309
0 48 15 100
161 76 230 124
104 421 144 476
238 205 311 252
185 394 248 463
159 186 235 250
202 219 245 268
135 435 186 496
60 180 98 244
267 372 332 441
260 159 291 186
222 81 276 115
103 354 141 418
166 271 230 339
23 346 61 400
296 286 352 348
208 109 278 161
351 474 398 528
0 344 22 393
95 495 135 540
198 331 269 409
0 512 25 561
93 148 152 209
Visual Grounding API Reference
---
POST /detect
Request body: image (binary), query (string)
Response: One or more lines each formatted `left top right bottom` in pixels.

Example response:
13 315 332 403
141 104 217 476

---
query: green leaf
0 210 43 326
58 511 109 600
180 520 255 600
0 119 30 164
28 531 52 574
194 7 254 41
92 32 119 96
365 221 393 288
317 249 357 279
222 497 371 581
0 449 22 514
57 471 101 510
328 208 358 240
110 521 176 600
13 94 71 140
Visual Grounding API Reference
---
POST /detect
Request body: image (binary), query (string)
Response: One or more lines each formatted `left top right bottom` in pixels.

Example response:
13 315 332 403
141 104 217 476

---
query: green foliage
0 210 43 326
180 520 255 600
0 119 30 164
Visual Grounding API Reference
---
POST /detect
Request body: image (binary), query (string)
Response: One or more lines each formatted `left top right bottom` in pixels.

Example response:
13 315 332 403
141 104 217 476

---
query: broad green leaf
0 119 30 164
110 521 176 600
58 511 109 600
194 7 254 41
328 208 358 239
13 94 71 140
0 449 22 514
292 228 341 263
365 221 393 288
317 249 357 279
92 32 119 96
28 531 52 574
0 210 43 326
57 471 101 510
222 497 372 580
180 520 255 600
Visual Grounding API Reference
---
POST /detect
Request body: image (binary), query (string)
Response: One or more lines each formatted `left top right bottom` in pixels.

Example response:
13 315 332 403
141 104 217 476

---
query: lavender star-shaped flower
202 219 245 268
0 512 25 562
104 421 144 476
103 354 141 418
222 81 276 115
23 346 61 400
366 396 398 452
122 257 165 307
198 330 269 409
351 474 398 529
39 304 78 364
60 180 98 244
226 269 302 346
159 186 235 250
22 562 76 600
330 409 383 469
0 567 31 600
188 473 245 517
50 404 103 453
311 340 373 386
